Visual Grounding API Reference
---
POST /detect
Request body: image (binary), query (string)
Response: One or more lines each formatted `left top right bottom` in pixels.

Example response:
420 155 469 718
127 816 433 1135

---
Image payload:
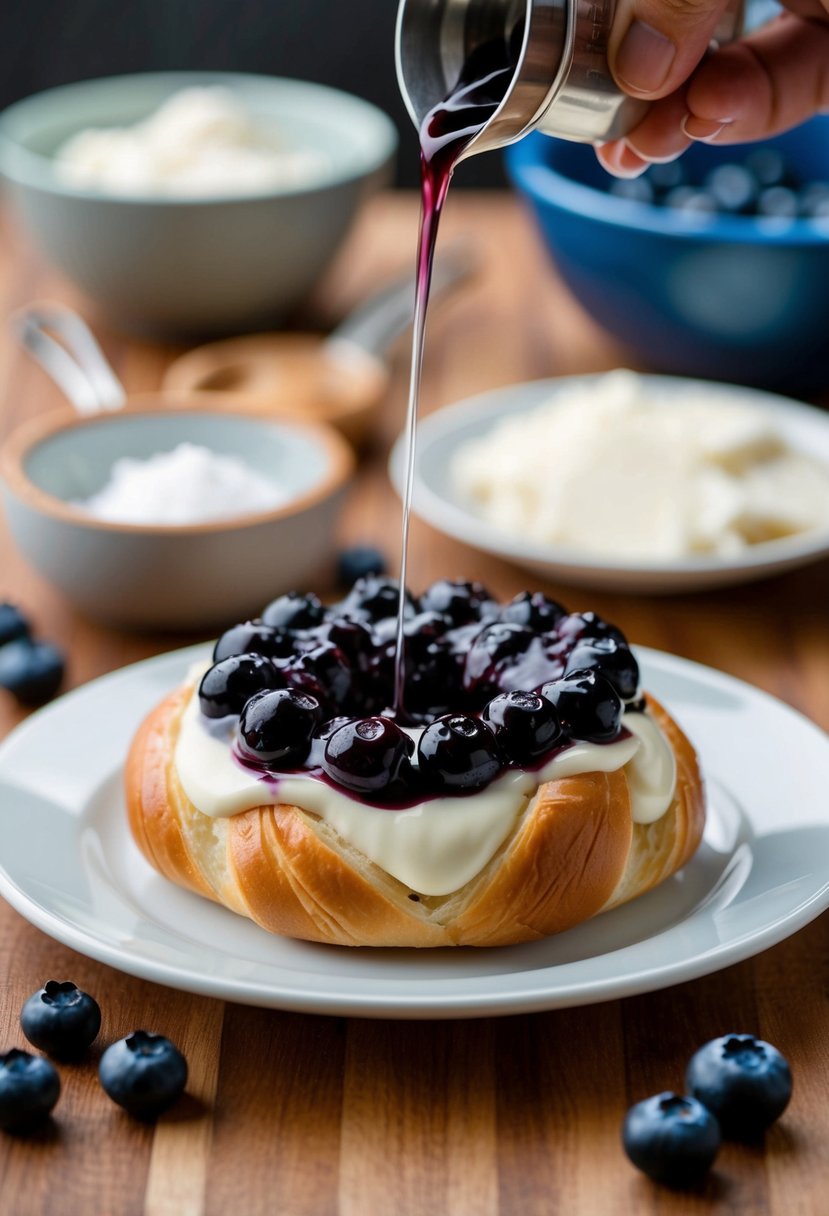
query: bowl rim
0 70 399 205
0 396 355 535
505 128 829 248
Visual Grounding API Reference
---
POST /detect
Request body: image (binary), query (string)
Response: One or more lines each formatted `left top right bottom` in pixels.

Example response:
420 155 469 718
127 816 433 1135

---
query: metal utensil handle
328 242 479 359
10 304 127 416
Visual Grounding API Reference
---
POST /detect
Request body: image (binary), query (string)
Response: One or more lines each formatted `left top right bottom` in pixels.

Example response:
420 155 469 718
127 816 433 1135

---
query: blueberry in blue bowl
686 1033 793 1138
506 116 829 394
622 1092 721 1187
99 1031 187 1120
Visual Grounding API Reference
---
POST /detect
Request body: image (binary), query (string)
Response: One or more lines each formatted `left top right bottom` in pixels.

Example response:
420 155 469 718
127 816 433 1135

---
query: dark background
0 0 505 187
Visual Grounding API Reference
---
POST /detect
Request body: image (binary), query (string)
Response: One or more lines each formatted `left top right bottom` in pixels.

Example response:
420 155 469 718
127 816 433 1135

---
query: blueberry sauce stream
392 36 519 714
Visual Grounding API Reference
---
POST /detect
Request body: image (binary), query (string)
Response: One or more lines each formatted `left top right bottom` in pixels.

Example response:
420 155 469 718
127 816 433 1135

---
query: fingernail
625 139 688 165
601 142 649 178
616 22 677 94
681 115 730 142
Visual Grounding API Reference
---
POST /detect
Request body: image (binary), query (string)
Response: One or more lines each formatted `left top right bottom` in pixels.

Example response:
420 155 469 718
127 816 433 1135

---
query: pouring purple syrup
392 34 520 714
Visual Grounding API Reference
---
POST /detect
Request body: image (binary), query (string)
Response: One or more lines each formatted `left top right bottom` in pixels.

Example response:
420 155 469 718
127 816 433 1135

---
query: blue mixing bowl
506 118 829 394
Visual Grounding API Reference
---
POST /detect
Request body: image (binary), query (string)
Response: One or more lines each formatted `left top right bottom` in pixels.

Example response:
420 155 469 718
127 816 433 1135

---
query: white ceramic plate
0 644 828 1019
389 375 829 593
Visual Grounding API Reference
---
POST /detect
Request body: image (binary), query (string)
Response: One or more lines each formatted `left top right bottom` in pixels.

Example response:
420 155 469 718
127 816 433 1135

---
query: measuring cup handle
10 304 127 416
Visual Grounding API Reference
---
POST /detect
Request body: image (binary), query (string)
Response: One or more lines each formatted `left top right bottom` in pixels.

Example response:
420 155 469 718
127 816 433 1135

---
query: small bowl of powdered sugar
0 400 354 629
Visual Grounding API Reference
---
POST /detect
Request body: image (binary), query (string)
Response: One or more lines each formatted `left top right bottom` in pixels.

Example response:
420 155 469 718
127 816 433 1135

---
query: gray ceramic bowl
0 400 354 630
0 72 398 336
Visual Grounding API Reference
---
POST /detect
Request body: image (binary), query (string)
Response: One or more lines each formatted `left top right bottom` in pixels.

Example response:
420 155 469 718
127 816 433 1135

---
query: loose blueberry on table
199 578 640 806
20 980 101 1060
686 1034 793 1138
99 1031 188 1119
0 1049 61 1133
0 601 65 706
622 1092 721 1187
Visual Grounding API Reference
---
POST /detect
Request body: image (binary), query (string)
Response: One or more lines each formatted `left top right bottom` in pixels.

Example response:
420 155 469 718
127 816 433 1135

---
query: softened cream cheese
452 371 829 560
174 682 676 896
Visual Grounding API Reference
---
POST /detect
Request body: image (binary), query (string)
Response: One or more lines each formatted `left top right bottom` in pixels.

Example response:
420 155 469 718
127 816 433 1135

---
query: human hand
597 0 829 177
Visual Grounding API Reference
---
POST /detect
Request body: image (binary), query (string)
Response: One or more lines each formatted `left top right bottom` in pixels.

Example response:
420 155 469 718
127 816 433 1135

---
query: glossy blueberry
315 715 356 743
500 591 565 631
686 1034 792 1138
340 575 414 624
418 578 495 626
322 717 415 796
311 618 374 668
0 639 65 705
261 592 324 631
198 654 281 719
564 636 640 701
20 981 101 1060
0 603 29 647
337 545 387 586
540 670 623 742
417 714 502 792
556 611 626 648
99 1031 187 1120
237 688 322 768
483 690 562 765
0 1049 61 1132
285 643 352 710
213 621 292 663
622 1092 720 1188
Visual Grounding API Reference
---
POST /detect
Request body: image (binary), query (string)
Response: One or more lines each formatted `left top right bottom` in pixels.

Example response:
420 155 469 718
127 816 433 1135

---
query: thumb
608 0 729 99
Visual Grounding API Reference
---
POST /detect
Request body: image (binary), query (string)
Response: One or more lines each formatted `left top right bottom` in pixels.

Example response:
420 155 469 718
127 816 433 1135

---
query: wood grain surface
0 193 827 1216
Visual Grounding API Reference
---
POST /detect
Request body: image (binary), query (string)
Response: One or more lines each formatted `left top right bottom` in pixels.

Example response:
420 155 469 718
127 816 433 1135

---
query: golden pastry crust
125 688 705 948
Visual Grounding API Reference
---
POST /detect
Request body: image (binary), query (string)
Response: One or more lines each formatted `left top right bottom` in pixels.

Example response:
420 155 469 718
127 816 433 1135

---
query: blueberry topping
337 546 387 586
556 611 626 646
20 981 101 1060
312 619 374 667
0 603 29 647
315 715 357 742
339 575 414 624
285 643 352 710
417 714 502 792
686 1034 793 1138
499 591 564 631
622 1092 721 1188
99 1031 188 1120
463 623 535 700
483 690 562 765
237 688 322 768
540 670 623 742
261 592 324 631
418 578 495 626
0 1049 61 1132
199 654 281 719
322 717 415 795
564 636 640 701
213 621 292 663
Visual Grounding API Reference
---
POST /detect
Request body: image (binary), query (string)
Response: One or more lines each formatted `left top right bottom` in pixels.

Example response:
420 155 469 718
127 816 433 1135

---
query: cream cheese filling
174 682 677 896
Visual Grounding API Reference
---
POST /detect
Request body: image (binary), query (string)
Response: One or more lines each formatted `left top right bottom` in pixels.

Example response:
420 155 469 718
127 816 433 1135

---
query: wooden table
0 192 827 1216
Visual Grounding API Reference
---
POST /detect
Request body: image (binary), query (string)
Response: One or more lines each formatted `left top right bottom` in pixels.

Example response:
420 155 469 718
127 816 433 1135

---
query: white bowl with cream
0 73 397 335
0 400 354 629
390 372 829 593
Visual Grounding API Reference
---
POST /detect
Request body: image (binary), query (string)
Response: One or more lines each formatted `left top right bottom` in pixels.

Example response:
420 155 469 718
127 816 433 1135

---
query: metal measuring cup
397 0 744 153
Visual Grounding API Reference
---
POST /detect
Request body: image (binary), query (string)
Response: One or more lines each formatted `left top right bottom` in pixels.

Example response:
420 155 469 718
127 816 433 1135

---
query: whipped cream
76 443 288 526
173 681 676 896
55 86 328 198
452 370 829 561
